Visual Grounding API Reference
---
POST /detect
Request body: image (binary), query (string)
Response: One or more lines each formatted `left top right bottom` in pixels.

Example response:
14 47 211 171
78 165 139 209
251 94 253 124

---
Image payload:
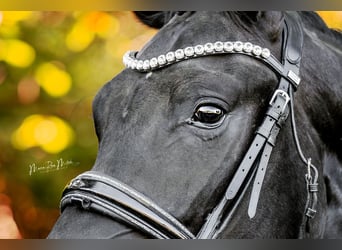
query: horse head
48 11 342 238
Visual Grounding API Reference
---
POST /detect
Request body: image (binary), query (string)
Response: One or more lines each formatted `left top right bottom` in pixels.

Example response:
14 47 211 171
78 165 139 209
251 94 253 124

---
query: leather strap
225 90 290 200
248 109 288 218
61 171 195 239
197 90 290 238
198 12 304 238
284 12 304 65
247 12 303 220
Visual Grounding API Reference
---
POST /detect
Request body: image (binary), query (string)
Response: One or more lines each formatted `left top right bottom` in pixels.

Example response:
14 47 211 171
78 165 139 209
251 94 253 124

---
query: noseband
60 12 319 239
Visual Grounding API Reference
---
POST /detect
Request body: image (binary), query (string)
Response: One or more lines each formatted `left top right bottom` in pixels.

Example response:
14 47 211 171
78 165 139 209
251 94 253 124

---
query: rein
60 12 319 239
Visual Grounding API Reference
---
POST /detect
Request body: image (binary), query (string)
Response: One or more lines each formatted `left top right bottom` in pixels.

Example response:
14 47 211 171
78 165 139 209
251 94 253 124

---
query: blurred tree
0 11 340 238
0 11 156 238
317 11 342 29
0 193 21 239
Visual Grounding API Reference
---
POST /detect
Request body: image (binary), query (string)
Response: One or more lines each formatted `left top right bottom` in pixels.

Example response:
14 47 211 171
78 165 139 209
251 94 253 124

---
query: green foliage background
0 11 154 238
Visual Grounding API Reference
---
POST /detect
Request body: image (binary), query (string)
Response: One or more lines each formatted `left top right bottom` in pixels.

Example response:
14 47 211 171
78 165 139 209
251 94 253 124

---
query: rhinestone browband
122 40 301 88
123 41 272 72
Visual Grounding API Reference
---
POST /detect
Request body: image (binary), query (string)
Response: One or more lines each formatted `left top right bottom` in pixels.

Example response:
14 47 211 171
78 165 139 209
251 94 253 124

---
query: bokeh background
0 11 341 239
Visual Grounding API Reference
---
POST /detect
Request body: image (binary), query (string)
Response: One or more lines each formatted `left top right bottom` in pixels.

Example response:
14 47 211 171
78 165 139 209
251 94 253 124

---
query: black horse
48 11 342 238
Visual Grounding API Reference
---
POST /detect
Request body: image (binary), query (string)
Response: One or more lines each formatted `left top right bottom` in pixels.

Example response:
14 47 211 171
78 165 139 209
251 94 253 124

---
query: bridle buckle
269 89 290 114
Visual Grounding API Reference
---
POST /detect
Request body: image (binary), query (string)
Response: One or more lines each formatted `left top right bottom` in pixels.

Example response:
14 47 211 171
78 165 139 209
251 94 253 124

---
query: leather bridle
60 12 319 239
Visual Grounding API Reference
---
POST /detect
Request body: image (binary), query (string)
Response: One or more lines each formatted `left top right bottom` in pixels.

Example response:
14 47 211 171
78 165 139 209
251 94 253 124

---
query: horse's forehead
138 12 250 59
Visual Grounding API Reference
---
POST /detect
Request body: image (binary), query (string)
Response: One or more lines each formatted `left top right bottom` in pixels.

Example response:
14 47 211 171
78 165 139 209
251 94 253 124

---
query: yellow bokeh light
83 12 119 38
0 23 20 38
34 62 72 97
11 115 42 150
0 39 35 68
97 14 119 38
66 19 95 52
317 11 342 29
34 119 58 145
36 116 74 154
65 12 120 52
11 115 74 154
0 11 33 25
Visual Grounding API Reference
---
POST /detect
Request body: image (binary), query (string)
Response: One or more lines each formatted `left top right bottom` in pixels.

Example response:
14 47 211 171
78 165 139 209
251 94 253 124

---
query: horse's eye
193 105 225 124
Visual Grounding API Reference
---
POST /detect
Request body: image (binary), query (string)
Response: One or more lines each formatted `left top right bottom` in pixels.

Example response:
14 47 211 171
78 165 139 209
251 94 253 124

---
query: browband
123 41 301 90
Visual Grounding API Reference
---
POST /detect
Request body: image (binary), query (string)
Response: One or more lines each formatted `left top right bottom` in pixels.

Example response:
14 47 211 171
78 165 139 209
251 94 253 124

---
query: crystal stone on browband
123 41 271 72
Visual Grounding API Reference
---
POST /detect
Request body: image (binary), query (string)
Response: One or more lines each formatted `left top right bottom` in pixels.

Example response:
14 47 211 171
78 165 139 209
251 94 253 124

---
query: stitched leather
226 93 289 200
285 12 304 65
247 12 303 220
248 143 273 218
61 171 195 239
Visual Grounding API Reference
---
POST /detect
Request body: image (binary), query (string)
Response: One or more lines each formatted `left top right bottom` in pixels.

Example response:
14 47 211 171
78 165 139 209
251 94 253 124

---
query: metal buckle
269 89 291 114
